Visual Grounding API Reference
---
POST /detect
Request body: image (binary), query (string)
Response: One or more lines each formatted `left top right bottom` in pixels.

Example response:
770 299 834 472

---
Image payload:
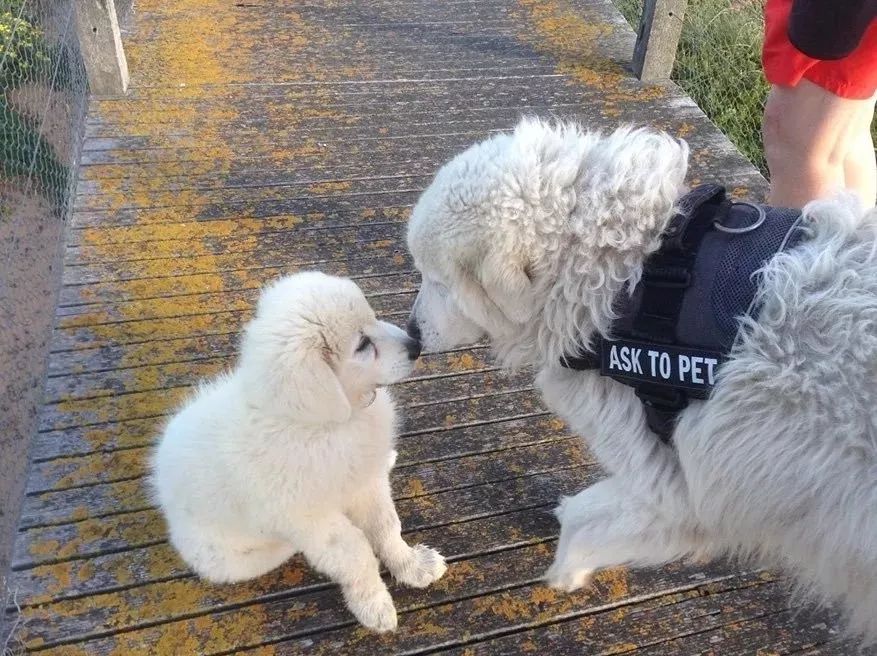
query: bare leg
347 476 447 588
763 80 874 208
295 513 397 632
843 97 877 209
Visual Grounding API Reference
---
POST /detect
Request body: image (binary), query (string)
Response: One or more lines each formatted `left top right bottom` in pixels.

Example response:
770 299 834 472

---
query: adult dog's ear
478 251 535 324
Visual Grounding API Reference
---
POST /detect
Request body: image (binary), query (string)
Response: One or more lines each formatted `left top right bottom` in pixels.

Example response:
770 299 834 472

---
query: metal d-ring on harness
714 202 767 234
560 185 806 444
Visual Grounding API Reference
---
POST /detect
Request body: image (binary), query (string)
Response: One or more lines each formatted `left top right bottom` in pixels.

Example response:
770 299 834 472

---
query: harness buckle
635 386 688 411
641 267 691 289
635 386 689 444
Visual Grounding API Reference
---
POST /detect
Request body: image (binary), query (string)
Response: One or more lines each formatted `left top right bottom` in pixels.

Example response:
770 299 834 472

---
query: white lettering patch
602 339 724 391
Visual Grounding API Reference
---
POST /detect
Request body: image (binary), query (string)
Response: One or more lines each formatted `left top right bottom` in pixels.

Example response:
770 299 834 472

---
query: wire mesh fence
0 0 89 626
0 0 88 218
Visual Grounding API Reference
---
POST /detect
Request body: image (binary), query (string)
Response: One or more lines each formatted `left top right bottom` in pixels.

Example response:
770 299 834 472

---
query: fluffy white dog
151 272 447 632
406 118 877 641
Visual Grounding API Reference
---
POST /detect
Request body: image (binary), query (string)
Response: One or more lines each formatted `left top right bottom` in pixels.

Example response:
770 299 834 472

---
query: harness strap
560 186 807 445
559 185 729 442
633 185 728 345
631 185 730 440
636 386 688 440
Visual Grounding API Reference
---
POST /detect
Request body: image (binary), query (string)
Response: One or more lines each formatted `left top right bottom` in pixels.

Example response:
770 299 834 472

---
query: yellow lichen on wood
402 477 429 498
516 0 667 114
26 510 164 562
472 591 533 621
50 386 191 428
598 566 630 601
40 447 148 489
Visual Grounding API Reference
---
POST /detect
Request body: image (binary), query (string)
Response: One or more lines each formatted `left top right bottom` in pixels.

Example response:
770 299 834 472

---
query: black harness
560 185 806 442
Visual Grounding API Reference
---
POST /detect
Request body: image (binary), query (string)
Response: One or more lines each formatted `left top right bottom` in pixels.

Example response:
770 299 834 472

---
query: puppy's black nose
406 317 422 342
405 337 422 360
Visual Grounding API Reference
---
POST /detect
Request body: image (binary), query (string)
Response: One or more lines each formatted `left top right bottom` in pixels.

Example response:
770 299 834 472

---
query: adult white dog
406 118 877 640
151 272 446 632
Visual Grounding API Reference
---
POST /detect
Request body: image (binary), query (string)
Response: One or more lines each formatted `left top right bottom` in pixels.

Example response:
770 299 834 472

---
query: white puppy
406 118 877 641
151 272 447 632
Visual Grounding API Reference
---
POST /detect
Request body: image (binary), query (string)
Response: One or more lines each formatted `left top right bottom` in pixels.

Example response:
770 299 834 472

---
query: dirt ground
0 184 65 635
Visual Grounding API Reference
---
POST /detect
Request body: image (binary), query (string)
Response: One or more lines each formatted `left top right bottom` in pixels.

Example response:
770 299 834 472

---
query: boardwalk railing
74 0 129 96
633 0 688 80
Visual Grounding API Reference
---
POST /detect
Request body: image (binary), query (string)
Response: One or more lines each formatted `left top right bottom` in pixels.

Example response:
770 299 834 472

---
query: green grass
0 0 53 88
615 0 770 173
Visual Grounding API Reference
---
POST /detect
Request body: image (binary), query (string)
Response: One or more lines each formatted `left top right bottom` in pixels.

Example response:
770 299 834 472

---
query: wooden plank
55 280 417 327
28 391 550 493
67 159 765 233
78 94 714 159
57 277 408 320
37 367 530 432
63 222 407 267
79 572 771 656
54 288 414 331
59 233 416 287
72 174 431 214
13 557 766 654
81 80 652 127
80 106 569 155
17 433 581 536
56 260 417 316
84 74 593 108
65 207 410 248
79 128 505 157
81 99 591 141
69 193 423 234
48 308 407 353
32 377 526 465
432 579 835 656
16 544 552 653
42 346 491 405
630 609 852 656
11 466 586 612
35 382 531 465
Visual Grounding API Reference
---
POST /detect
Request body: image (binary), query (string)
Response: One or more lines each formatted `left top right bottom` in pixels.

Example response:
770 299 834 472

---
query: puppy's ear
241 321 352 424
478 252 535 324
286 348 353 424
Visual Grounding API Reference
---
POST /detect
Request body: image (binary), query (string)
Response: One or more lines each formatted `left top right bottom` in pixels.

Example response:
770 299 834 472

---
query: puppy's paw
393 544 448 588
347 586 398 633
543 563 594 593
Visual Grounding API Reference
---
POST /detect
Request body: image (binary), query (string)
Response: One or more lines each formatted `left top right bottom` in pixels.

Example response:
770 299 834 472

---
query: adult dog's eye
356 336 373 353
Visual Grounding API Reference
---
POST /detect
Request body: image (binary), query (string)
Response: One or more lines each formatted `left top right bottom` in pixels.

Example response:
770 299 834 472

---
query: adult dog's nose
406 317 422 342
405 337 422 360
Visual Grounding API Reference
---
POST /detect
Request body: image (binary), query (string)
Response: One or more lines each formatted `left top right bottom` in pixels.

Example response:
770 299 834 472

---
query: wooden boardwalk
5 0 863 653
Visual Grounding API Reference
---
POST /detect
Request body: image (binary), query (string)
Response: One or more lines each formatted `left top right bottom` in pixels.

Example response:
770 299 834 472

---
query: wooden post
74 0 129 96
633 0 687 81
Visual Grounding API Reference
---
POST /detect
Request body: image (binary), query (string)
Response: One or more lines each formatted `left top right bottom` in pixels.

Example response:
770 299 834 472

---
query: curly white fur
406 117 877 642
151 272 446 633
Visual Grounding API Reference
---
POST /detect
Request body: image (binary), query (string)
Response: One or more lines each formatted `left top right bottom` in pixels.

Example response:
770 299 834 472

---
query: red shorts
763 0 877 100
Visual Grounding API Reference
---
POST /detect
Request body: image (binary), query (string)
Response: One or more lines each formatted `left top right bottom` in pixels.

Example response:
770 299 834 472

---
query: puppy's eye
355 336 373 353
